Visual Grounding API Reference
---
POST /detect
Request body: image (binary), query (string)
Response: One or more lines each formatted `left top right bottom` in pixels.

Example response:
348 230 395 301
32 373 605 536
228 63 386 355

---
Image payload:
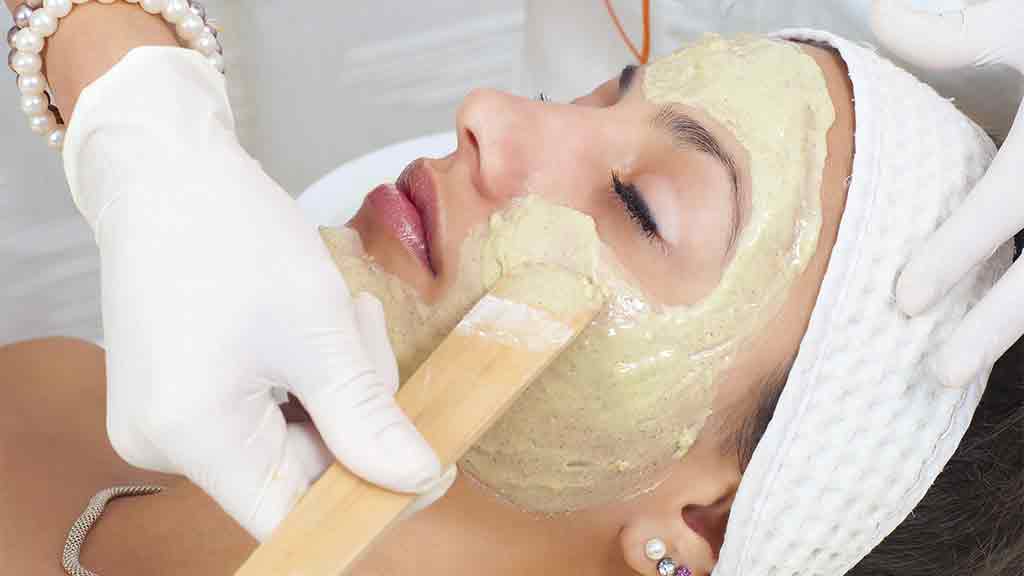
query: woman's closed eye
610 65 664 245
612 171 660 242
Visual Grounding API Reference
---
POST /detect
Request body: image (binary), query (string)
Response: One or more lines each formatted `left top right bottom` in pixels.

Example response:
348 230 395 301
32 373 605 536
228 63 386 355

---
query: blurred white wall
229 1 525 195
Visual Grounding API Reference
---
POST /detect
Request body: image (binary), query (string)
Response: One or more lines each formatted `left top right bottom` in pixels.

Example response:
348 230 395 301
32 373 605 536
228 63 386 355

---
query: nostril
464 126 480 158
460 125 486 195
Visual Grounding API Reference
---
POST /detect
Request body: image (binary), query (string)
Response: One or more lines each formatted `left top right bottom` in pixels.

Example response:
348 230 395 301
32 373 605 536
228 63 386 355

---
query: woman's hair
738 234 1024 575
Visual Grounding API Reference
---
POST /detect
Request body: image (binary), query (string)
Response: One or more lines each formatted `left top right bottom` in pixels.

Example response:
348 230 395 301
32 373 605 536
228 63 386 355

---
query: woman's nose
455 88 543 202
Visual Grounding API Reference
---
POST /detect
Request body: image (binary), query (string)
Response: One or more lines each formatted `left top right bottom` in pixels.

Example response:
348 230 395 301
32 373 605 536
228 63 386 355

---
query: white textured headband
715 29 1014 576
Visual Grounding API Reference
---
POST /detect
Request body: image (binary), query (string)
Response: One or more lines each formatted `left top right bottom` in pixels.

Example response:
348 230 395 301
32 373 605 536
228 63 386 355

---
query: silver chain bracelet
62 484 165 576
7 0 225 151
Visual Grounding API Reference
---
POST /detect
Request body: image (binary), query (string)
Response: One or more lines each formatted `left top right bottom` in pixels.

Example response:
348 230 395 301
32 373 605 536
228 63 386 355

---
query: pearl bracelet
6 0 225 151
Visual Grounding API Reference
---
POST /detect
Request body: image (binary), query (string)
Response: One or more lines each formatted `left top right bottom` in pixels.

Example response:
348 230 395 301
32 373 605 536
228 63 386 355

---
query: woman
2 10 1021 576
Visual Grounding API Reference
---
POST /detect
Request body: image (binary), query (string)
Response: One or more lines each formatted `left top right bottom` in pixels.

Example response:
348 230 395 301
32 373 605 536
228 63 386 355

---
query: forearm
6 2 178 122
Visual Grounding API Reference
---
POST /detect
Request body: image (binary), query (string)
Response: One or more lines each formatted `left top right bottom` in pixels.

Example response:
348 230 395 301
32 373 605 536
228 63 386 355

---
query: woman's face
349 63 746 307
328 38 852 515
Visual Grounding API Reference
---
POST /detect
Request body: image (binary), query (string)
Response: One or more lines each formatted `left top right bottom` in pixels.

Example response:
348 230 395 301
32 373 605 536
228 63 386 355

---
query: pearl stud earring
645 538 667 561
644 539 693 576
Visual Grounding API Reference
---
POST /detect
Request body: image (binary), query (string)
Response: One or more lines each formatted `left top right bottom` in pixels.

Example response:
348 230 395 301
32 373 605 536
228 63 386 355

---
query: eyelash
611 172 659 241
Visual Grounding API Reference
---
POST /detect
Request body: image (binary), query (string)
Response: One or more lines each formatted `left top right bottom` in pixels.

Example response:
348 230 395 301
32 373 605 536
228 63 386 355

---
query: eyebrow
618 66 743 255
652 106 742 256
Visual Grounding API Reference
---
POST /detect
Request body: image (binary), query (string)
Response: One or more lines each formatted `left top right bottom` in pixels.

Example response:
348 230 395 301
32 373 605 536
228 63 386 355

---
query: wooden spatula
235 266 604 576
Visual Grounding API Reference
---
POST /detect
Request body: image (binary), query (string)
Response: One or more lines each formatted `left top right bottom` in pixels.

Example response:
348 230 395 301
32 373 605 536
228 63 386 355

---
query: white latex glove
63 47 447 540
872 0 1024 387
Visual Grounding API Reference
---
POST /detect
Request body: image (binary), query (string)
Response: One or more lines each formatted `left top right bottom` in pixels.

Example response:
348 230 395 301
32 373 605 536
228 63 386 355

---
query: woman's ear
680 493 734 561
617 431 741 576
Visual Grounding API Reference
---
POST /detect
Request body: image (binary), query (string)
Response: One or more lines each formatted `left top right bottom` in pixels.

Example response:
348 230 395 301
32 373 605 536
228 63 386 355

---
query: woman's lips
398 159 440 274
365 182 432 272
364 159 440 275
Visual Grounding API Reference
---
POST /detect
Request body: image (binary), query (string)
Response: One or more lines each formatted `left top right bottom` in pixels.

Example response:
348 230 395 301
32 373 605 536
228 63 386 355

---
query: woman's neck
353 475 635 576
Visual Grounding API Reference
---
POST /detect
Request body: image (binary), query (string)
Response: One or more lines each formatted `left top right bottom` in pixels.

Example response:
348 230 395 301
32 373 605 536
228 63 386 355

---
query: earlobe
619 518 697 575
619 519 677 574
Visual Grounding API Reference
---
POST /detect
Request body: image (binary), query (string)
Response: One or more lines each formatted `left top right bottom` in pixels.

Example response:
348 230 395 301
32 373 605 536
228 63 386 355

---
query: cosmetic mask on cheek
321 36 834 513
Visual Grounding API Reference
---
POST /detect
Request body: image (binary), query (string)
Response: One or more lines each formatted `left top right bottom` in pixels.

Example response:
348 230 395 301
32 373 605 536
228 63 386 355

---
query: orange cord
603 0 652 64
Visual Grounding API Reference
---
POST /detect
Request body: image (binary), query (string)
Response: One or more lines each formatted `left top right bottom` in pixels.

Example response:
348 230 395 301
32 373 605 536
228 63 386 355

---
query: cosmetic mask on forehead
321 35 834 513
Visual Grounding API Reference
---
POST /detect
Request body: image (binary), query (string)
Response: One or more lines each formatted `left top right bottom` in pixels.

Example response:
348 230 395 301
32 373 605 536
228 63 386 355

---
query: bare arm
5 1 178 122
0 338 255 576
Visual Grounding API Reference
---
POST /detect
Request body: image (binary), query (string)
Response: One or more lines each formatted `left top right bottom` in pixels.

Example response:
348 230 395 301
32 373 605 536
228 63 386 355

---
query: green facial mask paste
322 35 834 513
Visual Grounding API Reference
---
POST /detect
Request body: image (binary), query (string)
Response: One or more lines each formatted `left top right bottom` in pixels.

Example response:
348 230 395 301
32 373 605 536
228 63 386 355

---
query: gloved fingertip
241 425 332 542
243 476 306 543
286 421 334 483
399 465 458 522
413 462 457 495
893 265 931 317
369 422 443 494
353 291 386 319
